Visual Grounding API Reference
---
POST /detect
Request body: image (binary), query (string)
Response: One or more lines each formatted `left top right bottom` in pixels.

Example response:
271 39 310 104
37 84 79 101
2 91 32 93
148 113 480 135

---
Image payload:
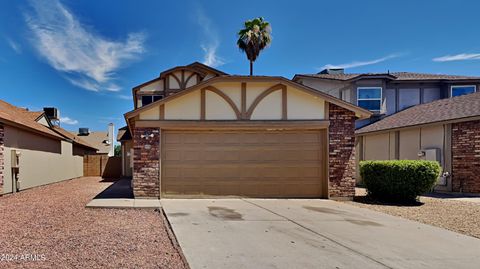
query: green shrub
359 160 441 202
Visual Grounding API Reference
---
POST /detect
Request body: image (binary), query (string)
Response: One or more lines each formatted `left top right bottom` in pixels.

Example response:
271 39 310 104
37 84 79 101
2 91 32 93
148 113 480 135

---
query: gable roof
356 92 480 135
0 100 63 140
53 127 98 151
293 72 480 82
117 126 132 141
69 131 111 154
125 75 373 120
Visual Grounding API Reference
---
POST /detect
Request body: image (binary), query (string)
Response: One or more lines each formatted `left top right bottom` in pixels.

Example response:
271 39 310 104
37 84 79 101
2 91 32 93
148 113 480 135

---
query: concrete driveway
162 199 480 269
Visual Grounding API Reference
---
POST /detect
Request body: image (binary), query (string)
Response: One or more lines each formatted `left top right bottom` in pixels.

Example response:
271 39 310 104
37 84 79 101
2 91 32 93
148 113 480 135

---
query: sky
1 0 480 132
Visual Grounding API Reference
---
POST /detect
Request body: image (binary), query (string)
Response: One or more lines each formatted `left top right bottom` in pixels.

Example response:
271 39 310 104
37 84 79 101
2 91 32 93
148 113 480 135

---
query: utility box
11 150 21 192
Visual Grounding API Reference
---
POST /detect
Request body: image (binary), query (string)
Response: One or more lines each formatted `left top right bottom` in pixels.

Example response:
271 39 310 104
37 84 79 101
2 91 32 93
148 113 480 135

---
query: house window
357 87 382 112
451 85 476 97
141 95 163 106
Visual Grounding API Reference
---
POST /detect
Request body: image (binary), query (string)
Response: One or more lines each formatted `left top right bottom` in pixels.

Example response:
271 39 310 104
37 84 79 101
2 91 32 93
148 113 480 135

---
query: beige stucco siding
399 129 421 159
205 91 237 120
139 106 160 120
164 91 201 120
2 126 83 194
364 133 390 160
139 80 164 93
139 81 328 121
215 82 242 108
250 90 283 120
420 125 444 150
245 82 276 109
287 87 325 119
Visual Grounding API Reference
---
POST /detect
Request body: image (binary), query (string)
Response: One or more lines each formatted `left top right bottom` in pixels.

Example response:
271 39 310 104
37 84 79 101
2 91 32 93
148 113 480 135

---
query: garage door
161 130 327 198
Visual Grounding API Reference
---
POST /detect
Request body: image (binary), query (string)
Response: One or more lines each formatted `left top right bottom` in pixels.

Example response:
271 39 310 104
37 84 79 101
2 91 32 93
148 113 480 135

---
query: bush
360 160 441 202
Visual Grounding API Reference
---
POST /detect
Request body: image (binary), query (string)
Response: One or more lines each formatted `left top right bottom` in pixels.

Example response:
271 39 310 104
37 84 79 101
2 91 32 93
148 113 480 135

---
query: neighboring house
0 100 97 194
121 62 371 200
70 123 115 156
356 92 480 193
293 69 480 128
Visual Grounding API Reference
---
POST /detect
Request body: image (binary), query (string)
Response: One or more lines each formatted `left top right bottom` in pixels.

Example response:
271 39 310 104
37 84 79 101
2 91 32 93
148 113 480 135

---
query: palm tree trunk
250 60 253 76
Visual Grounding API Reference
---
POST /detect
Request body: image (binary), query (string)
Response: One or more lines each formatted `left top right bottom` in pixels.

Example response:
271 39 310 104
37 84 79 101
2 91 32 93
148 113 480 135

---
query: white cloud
6 38 22 54
24 0 146 91
321 54 400 70
117 94 131 100
433 53 480 62
196 7 224 67
60 116 79 125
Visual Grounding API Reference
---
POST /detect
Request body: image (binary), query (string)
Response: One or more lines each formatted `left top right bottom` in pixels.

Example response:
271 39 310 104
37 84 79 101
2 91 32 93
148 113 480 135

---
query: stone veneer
133 127 160 198
0 124 3 195
328 103 356 199
452 120 480 193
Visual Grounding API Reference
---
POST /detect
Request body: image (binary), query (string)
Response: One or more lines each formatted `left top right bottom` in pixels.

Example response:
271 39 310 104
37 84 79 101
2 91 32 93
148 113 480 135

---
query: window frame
357 86 383 112
450 85 476 97
140 94 164 107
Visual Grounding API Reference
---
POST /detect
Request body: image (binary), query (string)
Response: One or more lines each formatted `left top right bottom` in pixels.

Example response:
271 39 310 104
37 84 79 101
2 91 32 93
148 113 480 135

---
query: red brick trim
452 120 480 193
132 127 160 198
328 103 356 198
0 124 4 195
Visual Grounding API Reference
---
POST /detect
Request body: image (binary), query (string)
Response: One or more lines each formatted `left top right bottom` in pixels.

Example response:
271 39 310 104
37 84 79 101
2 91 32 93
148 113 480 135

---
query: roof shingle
356 92 480 134
295 72 480 81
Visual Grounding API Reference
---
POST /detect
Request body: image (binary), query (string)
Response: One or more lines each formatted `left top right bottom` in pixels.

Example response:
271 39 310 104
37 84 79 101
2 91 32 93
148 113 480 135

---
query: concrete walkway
163 199 480 269
86 178 161 209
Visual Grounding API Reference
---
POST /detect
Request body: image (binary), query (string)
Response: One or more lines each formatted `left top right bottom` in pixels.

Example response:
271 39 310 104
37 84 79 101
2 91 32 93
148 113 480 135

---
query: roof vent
318 68 344 75
78 128 90 136
43 107 59 120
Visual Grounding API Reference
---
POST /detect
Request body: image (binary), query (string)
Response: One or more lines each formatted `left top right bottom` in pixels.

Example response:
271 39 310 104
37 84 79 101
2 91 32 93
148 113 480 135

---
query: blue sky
1 0 480 131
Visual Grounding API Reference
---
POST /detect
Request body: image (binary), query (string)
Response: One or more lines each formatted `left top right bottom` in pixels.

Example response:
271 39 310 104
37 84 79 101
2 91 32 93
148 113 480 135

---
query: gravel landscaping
346 189 480 239
0 177 187 269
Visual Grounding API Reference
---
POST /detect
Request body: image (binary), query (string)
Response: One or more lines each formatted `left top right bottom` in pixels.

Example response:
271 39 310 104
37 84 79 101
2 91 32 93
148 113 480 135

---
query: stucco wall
140 82 327 121
2 125 83 194
364 133 390 160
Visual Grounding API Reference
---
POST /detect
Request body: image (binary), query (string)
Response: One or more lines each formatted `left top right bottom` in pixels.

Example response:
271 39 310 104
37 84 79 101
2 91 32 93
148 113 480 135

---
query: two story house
293 69 480 127
120 62 372 200
294 69 480 193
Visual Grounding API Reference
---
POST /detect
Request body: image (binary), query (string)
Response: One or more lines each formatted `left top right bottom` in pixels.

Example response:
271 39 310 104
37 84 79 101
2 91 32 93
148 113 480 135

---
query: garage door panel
162 130 326 198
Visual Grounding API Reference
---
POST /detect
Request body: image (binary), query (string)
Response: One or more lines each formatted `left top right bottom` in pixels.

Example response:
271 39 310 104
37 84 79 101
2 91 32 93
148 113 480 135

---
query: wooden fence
84 155 122 178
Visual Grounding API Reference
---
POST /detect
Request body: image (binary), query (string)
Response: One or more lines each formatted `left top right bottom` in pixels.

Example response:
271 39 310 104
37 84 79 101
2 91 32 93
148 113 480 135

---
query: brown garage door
161 130 327 198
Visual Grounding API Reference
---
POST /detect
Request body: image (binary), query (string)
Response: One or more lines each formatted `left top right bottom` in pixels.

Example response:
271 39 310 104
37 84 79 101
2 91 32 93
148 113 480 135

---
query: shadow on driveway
93 178 133 199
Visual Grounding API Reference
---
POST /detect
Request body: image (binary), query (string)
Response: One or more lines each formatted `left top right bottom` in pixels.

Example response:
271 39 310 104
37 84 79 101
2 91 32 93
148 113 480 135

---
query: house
121 62 371 199
0 100 97 194
293 69 480 128
70 123 115 156
355 92 480 193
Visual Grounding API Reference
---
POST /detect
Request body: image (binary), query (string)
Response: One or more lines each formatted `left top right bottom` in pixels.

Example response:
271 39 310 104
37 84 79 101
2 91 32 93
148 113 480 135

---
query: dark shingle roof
356 92 480 134
295 72 480 82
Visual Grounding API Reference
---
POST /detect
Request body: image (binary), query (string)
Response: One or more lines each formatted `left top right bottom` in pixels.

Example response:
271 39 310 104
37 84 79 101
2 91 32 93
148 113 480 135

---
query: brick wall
133 127 160 198
452 120 480 193
328 103 356 199
0 124 4 195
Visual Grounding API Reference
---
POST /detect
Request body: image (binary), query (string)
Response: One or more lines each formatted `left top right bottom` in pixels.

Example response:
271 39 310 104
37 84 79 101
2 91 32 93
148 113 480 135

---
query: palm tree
237 17 272 75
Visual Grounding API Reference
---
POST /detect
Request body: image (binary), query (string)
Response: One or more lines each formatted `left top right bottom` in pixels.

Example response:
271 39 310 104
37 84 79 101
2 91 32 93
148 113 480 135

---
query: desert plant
360 160 441 203
237 17 272 75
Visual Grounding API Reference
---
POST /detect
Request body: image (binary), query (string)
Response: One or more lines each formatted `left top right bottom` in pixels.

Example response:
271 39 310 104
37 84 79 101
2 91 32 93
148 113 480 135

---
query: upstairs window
451 85 476 97
141 95 164 106
357 87 382 112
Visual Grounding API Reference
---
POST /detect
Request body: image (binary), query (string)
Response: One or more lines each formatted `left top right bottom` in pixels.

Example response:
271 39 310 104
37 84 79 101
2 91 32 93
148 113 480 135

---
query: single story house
0 100 97 194
122 63 371 200
70 123 115 156
356 91 480 193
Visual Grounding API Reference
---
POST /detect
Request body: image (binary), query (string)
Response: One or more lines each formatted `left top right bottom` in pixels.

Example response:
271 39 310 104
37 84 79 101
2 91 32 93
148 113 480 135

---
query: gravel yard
0 177 187 269
346 190 480 239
